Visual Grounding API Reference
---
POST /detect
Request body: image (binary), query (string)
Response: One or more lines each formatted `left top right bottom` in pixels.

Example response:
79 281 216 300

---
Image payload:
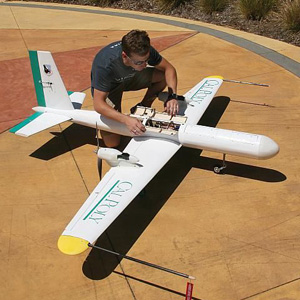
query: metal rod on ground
88 243 195 280
223 79 269 87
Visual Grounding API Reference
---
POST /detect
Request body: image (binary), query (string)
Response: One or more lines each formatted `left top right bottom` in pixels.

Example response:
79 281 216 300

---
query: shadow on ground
81 96 286 282
30 123 97 160
27 96 285 282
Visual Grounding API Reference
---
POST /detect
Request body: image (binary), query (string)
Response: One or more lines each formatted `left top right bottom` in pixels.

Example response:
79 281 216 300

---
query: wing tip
207 75 224 79
58 235 90 255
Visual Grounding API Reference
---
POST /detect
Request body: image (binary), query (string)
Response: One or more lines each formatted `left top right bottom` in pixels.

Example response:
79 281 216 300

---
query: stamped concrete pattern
0 2 300 300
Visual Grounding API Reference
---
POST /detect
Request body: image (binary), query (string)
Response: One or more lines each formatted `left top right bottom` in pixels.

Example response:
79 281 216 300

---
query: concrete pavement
0 2 300 300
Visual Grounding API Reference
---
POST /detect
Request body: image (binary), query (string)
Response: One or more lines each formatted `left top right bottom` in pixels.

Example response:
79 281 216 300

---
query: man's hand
124 115 146 136
164 98 179 116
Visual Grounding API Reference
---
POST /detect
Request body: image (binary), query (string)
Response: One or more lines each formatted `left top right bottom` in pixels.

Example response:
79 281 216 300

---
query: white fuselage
33 106 279 160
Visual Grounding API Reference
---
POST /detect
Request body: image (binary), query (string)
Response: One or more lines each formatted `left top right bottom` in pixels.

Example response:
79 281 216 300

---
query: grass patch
280 0 300 31
92 0 117 6
239 0 278 20
199 0 229 14
156 0 187 11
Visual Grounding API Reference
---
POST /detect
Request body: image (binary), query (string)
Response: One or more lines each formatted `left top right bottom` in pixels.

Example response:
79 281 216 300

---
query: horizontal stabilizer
68 91 86 109
10 112 71 137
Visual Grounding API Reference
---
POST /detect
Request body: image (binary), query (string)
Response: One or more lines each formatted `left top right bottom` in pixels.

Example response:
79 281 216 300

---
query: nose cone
258 136 280 159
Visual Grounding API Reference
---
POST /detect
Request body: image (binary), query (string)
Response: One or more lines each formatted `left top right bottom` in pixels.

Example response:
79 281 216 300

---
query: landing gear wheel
213 154 227 174
213 165 225 174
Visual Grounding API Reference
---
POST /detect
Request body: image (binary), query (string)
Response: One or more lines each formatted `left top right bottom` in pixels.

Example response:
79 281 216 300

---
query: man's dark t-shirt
91 41 162 96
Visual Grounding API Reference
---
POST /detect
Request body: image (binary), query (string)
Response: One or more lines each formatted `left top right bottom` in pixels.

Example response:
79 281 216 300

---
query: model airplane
10 51 279 255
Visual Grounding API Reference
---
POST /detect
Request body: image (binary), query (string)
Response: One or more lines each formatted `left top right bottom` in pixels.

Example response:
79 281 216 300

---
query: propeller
95 122 100 154
95 122 102 180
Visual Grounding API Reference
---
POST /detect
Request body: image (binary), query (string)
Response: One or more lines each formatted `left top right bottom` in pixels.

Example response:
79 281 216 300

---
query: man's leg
99 130 121 148
141 68 166 107
126 68 166 108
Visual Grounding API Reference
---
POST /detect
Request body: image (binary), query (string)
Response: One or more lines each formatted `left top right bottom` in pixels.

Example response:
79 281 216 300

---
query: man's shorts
106 67 154 112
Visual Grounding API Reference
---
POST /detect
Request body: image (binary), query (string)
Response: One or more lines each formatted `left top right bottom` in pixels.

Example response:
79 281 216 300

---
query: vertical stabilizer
29 50 74 110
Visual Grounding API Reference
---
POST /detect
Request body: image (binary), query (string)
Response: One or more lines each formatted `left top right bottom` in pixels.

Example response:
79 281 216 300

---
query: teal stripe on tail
29 51 46 107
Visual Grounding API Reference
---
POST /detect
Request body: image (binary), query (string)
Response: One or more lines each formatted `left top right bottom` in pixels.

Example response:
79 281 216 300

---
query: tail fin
29 50 74 110
10 50 87 137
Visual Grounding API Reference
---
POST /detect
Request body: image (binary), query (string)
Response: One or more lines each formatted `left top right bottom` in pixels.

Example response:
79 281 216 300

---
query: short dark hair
122 30 150 57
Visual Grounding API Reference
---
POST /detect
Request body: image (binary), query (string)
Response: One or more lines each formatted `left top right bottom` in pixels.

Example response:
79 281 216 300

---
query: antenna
223 79 269 87
88 243 196 280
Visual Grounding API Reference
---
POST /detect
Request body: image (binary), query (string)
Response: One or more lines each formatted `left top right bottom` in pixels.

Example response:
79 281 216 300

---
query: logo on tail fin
43 64 53 76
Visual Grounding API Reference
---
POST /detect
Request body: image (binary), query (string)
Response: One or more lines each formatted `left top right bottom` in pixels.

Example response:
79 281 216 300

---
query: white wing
182 76 223 125
57 76 223 255
58 137 181 255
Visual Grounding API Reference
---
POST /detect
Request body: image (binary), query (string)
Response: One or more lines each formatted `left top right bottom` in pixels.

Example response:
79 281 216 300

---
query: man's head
122 30 150 57
122 30 151 71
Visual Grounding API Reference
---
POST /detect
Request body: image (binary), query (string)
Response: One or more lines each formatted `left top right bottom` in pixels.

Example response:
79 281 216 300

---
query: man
91 29 179 148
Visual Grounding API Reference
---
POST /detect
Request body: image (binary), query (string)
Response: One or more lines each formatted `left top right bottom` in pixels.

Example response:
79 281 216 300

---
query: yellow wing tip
207 75 224 79
58 235 90 255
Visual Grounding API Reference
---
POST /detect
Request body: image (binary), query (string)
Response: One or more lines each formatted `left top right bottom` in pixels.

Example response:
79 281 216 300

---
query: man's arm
155 57 177 94
155 57 179 115
93 89 145 135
